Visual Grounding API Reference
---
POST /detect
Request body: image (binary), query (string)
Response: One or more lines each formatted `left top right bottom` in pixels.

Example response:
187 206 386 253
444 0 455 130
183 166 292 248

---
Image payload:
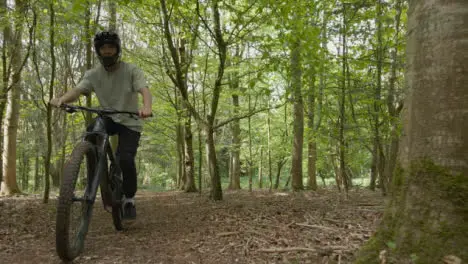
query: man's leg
115 124 141 219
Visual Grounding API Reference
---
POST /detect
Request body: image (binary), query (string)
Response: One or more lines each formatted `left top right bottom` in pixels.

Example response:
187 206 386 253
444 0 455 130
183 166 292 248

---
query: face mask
101 56 117 67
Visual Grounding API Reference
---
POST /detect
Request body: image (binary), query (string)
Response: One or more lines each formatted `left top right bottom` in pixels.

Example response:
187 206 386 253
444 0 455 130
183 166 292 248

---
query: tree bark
258 146 263 189
160 0 197 193
290 38 304 191
1 0 27 196
205 126 222 200
274 159 286 190
267 101 273 190
228 51 241 190
43 1 56 204
108 0 117 31
248 94 253 192
179 40 197 193
339 3 348 193
356 1 468 262
307 71 317 191
84 1 93 125
382 0 403 193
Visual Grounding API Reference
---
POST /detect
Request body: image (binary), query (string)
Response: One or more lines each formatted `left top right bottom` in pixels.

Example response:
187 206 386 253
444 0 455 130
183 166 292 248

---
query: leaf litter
0 188 384 264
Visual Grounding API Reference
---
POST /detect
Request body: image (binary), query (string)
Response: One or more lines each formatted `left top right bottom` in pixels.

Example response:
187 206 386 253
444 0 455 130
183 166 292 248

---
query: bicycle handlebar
59 104 151 118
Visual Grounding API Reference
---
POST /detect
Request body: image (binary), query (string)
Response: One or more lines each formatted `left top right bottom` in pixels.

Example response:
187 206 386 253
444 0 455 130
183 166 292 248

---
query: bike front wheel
56 141 97 261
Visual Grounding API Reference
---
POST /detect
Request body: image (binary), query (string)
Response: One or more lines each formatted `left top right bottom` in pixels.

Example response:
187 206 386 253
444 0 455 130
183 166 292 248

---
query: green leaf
386 241 396 250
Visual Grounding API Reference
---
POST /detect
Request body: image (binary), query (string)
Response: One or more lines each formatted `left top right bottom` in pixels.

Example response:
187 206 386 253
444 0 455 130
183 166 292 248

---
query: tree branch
214 101 285 129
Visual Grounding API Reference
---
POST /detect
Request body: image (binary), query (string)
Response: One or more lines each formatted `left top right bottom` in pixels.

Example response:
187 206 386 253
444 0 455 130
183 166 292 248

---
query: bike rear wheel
101 163 124 231
56 141 96 261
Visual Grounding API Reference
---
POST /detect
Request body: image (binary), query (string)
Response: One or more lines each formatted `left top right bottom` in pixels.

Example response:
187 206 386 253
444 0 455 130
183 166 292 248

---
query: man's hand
49 97 63 107
138 105 152 118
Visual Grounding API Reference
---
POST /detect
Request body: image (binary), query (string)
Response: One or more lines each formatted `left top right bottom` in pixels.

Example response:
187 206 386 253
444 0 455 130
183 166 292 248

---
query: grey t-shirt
76 62 147 132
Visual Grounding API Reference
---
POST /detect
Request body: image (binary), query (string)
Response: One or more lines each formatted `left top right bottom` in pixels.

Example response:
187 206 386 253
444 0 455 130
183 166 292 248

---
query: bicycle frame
82 116 118 205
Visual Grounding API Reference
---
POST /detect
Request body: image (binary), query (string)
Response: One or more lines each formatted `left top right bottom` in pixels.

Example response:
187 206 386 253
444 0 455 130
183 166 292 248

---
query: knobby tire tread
56 141 96 261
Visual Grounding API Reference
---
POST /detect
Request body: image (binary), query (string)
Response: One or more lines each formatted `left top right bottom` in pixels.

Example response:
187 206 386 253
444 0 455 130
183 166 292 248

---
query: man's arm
49 88 84 107
138 87 152 118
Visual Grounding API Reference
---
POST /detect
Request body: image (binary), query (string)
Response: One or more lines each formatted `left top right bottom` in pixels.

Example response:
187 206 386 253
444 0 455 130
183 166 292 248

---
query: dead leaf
379 250 387 264
443 255 462 264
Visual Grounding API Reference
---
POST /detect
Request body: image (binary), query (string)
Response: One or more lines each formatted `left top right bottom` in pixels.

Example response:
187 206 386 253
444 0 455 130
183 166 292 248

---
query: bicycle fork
84 134 109 205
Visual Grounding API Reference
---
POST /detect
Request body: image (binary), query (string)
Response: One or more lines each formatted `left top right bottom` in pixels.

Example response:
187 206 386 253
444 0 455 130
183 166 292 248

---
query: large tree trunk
2 71 21 195
356 1 468 262
290 38 304 191
1 0 27 196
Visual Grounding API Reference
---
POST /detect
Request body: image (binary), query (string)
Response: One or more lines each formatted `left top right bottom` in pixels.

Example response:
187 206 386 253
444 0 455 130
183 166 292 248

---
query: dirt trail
0 189 384 264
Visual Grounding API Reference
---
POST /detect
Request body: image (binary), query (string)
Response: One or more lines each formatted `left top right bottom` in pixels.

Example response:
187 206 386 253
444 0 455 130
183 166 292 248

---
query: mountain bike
55 104 140 261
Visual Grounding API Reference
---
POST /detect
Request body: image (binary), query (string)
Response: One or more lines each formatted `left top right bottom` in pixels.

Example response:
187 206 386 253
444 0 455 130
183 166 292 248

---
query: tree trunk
339 3 348 193
373 0 385 195
179 40 196 193
1 0 27 196
107 0 119 151
356 1 468 262
43 2 56 204
307 71 317 191
176 112 184 188
108 0 117 31
228 61 241 190
183 111 197 192
248 95 253 192
205 126 222 200
274 159 286 190
290 38 304 191
160 0 197 193
84 0 100 125
382 0 403 193
20 149 27 191
267 101 273 190
34 152 40 191
2 73 21 195
369 153 377 190
0 6 7 185
258 146 263 189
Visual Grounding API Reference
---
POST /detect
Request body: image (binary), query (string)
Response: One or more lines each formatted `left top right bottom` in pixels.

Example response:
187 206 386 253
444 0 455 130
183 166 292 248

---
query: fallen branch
216 231 239 237
258 247 317 253
296 223 339 231
258 245 349 254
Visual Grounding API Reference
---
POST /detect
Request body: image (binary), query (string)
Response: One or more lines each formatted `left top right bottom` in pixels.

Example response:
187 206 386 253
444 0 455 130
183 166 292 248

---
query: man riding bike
50 31 152 220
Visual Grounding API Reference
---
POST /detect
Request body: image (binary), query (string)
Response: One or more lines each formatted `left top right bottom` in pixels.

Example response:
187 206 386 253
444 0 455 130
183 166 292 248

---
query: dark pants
87 117 141 198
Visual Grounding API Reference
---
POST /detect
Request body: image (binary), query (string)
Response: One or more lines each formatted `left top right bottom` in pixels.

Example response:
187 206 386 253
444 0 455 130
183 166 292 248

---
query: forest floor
0 188 385 264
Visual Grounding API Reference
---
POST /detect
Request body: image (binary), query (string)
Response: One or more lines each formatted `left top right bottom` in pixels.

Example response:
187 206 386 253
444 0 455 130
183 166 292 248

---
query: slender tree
43 1 56 203
290 37 304 191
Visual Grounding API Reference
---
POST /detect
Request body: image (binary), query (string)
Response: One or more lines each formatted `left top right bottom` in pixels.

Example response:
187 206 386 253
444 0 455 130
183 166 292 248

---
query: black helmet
93 31 121 69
